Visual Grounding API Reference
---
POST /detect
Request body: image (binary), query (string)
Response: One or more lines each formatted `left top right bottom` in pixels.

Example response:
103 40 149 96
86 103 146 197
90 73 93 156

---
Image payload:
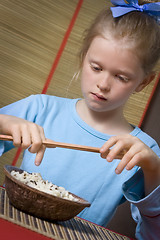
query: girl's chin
87 103 110 112
86 100 120 113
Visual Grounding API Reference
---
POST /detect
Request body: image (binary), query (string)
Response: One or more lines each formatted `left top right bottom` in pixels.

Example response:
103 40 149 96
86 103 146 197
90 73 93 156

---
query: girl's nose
97 75 111 92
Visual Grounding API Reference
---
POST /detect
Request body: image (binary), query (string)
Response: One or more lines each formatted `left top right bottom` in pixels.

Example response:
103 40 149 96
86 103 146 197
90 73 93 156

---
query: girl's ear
135 72 156 93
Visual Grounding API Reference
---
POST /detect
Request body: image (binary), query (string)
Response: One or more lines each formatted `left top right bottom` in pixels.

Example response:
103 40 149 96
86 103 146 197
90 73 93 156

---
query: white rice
11 170 78 202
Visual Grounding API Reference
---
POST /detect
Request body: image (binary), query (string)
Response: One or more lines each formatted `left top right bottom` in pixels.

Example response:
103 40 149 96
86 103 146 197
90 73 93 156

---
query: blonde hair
79 1 160 75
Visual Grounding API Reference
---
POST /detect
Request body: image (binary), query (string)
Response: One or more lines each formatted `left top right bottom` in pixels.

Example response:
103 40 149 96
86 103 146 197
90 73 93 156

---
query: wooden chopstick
0 134 125 158
42 139 100 153
0 134 100 153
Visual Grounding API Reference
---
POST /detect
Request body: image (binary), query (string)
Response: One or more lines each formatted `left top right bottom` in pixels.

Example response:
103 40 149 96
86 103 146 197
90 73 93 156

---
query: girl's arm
122 169 160 240
100 135 160 239
100 134 160 195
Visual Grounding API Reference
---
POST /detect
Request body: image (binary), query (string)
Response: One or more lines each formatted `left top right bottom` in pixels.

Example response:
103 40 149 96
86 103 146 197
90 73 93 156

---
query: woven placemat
0 187 130 240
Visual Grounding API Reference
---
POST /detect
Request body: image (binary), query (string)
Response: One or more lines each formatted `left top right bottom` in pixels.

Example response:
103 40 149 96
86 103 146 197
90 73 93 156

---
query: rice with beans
11 170 78 202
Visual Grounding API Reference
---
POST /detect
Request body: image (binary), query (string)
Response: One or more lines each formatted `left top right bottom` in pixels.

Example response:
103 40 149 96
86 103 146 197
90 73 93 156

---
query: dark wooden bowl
4 165 91 221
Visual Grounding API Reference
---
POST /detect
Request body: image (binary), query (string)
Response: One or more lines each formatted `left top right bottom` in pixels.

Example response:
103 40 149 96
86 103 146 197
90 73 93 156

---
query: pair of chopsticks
0 134 125 158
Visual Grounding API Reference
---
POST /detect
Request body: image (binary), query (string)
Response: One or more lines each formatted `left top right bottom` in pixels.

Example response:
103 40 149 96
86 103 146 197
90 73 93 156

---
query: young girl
0 0 160 239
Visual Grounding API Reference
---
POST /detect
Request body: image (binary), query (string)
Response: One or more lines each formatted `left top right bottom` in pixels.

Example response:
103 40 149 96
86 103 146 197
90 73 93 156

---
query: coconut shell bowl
4 165 91 221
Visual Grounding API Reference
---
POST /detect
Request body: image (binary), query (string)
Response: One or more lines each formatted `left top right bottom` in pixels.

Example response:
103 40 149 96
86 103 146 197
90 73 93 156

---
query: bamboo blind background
0 0 158 185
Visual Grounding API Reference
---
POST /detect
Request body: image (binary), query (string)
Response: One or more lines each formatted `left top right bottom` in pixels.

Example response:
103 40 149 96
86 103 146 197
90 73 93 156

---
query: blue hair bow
110 0 160 23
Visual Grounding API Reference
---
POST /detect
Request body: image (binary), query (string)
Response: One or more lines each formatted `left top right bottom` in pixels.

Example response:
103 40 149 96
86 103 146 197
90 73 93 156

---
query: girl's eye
90 64 102 72
116 75 129 82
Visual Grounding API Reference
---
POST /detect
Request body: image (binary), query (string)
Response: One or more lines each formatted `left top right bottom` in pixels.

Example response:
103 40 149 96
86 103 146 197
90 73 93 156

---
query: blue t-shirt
0 95 160 239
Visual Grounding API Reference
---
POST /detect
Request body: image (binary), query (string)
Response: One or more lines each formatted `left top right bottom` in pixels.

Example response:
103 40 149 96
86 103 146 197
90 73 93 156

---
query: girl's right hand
0 114 46 166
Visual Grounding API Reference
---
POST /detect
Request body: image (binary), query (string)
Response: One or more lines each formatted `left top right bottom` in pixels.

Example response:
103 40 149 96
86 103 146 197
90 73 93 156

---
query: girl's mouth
92 93 107 101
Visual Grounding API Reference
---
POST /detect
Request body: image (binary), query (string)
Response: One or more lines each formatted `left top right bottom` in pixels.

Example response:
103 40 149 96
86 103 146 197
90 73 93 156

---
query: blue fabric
110 0 160 23
0 95 160 239
123 170 160 239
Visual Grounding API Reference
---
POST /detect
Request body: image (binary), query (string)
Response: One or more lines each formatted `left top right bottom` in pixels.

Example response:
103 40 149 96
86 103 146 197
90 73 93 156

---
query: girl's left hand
100 134 159 174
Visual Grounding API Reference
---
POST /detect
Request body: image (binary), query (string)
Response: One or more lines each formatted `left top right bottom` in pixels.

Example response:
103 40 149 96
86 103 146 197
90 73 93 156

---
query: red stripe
138 73 160 127
42 0 83 94
11 147 22 166
11 0 83 166
0 218 50 240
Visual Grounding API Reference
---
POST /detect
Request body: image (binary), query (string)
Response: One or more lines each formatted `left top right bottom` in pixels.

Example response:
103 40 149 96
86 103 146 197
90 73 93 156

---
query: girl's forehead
89 35 134 52
87 36 136 60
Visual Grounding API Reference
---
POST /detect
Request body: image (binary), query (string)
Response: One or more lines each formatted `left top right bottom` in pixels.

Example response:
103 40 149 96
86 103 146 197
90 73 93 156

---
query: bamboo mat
0 187 130 240
0 0 159 183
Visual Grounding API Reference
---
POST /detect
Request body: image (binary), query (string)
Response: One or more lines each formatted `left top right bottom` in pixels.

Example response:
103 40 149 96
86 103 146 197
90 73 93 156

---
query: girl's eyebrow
89 58 103 66
87 53 101 63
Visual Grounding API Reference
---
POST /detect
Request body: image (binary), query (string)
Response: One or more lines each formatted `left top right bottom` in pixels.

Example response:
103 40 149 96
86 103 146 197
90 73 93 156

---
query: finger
115 153 132 174
100 136 119 159
34 145 46 166
100 149 110 159
39 126 46 142
125 152 143 170
12 131 22 147
115 147 141 174
101 136 118 151
28 125 44 153
106 140 127 162
20 125 32 149
12 124 30 148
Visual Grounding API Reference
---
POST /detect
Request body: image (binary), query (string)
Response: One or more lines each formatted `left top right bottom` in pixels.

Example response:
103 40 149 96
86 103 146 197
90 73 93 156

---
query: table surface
0 187 131 240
